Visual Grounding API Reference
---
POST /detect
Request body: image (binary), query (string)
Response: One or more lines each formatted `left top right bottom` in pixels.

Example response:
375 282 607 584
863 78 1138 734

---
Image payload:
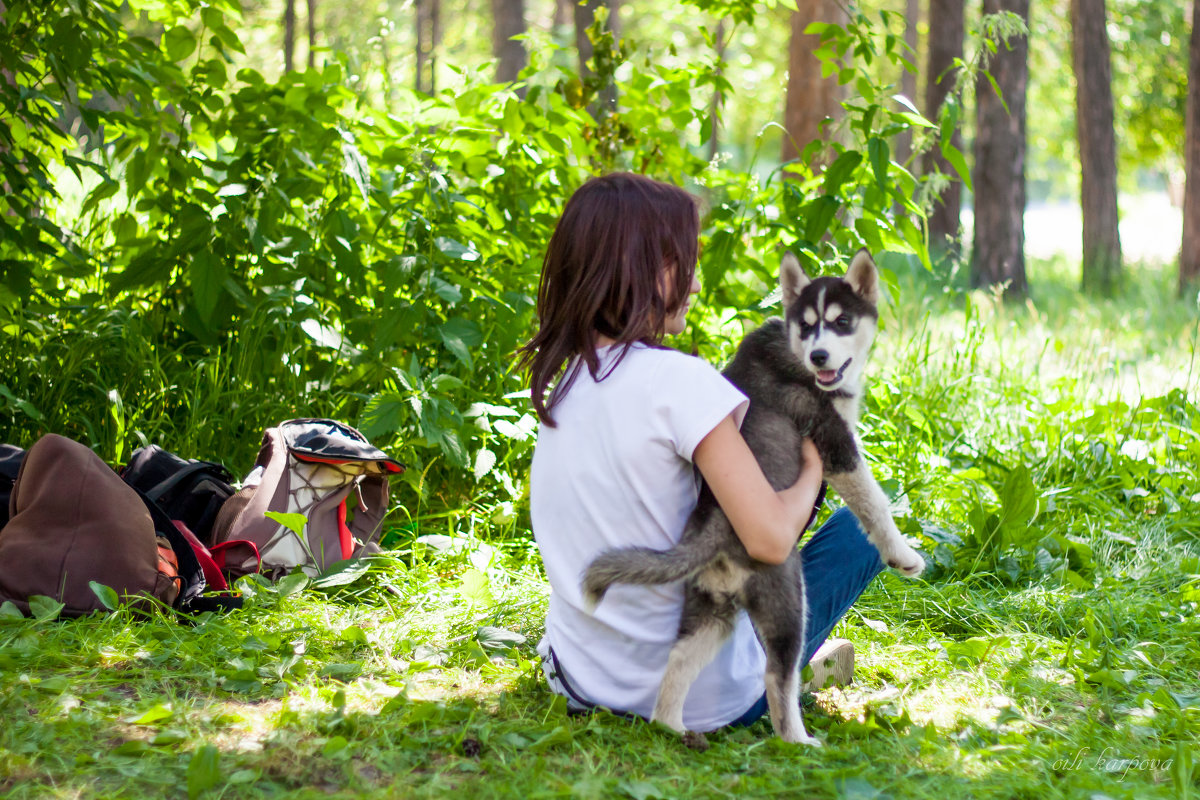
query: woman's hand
692 414 824 565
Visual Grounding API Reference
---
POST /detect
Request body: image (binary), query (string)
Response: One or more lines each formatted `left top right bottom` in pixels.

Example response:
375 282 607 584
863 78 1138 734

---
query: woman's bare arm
692 414 823 565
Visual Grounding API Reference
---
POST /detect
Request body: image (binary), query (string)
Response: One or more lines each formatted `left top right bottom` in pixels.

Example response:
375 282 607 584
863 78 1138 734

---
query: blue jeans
727 506 885 727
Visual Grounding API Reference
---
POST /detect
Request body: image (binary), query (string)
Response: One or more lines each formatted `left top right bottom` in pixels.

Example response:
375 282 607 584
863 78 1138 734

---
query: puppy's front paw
881 539 925 577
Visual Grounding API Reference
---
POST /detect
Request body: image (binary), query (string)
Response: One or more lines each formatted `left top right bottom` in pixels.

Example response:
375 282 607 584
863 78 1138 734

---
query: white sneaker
803 638 855 691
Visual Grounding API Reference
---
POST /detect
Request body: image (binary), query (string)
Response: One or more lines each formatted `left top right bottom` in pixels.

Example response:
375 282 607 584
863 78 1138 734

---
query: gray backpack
212 419 404 580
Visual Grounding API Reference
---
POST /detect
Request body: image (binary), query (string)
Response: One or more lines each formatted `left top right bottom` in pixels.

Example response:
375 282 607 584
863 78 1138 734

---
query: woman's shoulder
615 342 713 369
637 344 723 381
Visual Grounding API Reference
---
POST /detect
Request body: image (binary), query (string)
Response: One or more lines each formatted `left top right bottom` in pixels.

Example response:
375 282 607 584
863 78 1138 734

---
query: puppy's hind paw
883 541 926 578
682 731 710 751
782 730 822 747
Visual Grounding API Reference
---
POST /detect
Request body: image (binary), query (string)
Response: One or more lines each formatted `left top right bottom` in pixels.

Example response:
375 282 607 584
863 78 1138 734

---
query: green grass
2 258 1199 799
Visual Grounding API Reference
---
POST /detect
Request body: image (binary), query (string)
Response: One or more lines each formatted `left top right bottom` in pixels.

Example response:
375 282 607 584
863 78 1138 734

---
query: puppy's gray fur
581 250 924 747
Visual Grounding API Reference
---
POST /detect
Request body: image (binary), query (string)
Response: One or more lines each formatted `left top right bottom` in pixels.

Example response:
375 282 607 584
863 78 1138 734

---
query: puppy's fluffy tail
581 542 712 610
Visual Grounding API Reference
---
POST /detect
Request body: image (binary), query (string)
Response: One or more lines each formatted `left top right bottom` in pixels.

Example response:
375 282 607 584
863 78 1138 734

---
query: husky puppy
581 250 925 748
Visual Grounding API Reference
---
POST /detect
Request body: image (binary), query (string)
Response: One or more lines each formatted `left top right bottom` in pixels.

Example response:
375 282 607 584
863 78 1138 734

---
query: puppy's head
780 249 880 392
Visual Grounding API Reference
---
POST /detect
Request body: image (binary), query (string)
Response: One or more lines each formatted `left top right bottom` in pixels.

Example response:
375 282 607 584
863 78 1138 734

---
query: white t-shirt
531 342 765 731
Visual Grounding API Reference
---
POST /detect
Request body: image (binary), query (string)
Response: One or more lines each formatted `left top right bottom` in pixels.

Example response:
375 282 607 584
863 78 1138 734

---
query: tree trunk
1180 0 1200 295
416 0 441 95
553 0 570 28
925 0 964 257
492 0 527 86
708 18 728 162
896 0 921 165
781 0 847 167
306 0 317 69
283 0 296 72
971 0 1030 295
1071 0 1122 295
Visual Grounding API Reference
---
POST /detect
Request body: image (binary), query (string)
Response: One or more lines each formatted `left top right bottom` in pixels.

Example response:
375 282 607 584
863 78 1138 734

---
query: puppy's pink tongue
817 370 837 383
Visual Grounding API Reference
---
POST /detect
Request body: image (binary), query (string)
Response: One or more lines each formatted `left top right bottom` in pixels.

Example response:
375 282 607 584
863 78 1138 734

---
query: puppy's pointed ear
845 249 879 305
779 252 810 308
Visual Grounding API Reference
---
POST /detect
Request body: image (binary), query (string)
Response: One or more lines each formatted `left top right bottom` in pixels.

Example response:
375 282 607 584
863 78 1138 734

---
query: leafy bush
1 0 954 524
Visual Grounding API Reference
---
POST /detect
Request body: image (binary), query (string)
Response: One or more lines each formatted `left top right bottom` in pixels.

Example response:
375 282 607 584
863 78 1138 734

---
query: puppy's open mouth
815 358 851 387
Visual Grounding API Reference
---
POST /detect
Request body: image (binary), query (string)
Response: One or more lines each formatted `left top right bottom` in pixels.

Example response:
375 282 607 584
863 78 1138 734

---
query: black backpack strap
180 593 244 614
145 461 227 503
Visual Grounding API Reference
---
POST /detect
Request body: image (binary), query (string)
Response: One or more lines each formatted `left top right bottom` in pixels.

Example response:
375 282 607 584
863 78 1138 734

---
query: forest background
1 0 1199 798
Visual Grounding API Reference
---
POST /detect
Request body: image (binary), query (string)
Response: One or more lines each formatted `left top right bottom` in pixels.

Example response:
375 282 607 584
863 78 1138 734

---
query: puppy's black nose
810 349 829 367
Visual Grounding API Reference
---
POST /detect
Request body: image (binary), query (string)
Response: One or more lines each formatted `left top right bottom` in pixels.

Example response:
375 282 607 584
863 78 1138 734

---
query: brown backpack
211 419 404 580
0 434 205 616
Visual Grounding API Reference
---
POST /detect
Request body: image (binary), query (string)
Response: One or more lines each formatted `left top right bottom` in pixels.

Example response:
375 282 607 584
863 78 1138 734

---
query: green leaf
163 25 197 62
867 137 889 191
341 138 371 201
802 196 840 242
476 626 527 653
527 725 572 752
187 744 221 800
458 569 494 608
340 626 369 645
360 393 407 439
275 572 310 597
940 143 973 192
322 736 350 757
190 251 225 326
1172 738 1195 799
113 740 149 756
998 465 1038 531
945 635 1006 667
434 237 480 262
473 448 497 482
0 601 23 621
28 595 63 622
619 780 669 800
89 581 120 611
264 511 307 537
312 558 372 589
835 777 884 800
0 383 44 421
132 703 174 726
822 150 863 197
938 96 959 146
438 317 482 366
151 729 189 746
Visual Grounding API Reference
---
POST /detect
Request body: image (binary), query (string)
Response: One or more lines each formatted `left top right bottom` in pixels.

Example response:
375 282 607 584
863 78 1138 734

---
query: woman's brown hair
518 173 700 426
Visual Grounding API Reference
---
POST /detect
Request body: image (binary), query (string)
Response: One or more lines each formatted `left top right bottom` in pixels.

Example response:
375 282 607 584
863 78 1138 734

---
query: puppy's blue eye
835 315 851 330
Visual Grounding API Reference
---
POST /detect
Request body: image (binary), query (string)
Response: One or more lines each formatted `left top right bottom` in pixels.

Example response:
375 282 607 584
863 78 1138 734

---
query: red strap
173 520 227 591
338 497 352 560
210 540 261 574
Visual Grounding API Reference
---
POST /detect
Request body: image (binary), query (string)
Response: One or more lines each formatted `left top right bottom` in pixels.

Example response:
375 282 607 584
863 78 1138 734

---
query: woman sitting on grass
519 172 883 732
